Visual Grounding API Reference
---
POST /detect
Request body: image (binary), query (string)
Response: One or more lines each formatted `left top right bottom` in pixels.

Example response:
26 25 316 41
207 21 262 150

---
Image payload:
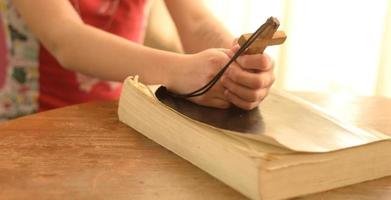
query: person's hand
165 46 275 110
221 44 275 110
165 49 231 109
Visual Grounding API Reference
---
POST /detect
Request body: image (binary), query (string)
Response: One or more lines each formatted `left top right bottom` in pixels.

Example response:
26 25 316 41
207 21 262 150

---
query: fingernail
232 44 240 49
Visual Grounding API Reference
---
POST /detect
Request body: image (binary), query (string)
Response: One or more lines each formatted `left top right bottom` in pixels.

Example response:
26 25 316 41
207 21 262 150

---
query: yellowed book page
124 76 390 153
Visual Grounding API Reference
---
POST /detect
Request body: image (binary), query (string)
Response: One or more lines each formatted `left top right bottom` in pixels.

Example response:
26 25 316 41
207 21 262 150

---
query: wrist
163 53 191 90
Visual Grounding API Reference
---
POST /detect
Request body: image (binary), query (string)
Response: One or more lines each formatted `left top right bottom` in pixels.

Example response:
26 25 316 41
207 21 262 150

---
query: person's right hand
165 49 231 109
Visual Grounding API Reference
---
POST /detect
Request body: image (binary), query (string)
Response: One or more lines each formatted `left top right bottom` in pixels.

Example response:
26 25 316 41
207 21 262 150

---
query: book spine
118 79 262 200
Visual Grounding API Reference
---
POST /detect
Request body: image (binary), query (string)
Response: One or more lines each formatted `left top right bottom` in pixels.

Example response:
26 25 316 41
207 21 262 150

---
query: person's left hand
220 44 275 110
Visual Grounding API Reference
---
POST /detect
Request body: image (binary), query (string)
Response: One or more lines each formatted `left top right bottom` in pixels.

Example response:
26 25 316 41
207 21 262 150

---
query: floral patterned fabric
0 0 39 120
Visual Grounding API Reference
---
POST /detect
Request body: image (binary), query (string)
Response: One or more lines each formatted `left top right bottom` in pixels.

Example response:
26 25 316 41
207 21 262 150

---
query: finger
191 96 230 109
232 38 239 46
231 44 240 52
227 64 275 89
205 98 230 109
236 53 273 71
207 50 230 71
221 76 267 102
225 44 240 57
205 80 227 99
224 90 259 110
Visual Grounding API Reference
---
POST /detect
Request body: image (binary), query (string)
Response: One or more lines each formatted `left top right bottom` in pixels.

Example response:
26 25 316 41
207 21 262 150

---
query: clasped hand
167 44 275 110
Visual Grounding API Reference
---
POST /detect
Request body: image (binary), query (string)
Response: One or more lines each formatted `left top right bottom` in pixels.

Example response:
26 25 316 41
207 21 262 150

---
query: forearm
185 18 233 51
164 0 233 53
13 0 185 85
56 23 185 84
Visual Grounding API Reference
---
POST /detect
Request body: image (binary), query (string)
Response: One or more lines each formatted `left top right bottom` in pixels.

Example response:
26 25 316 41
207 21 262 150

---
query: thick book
118 76 391 200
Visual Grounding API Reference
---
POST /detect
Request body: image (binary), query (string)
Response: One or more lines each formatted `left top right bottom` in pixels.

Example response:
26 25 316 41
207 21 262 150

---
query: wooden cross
238 17 287 55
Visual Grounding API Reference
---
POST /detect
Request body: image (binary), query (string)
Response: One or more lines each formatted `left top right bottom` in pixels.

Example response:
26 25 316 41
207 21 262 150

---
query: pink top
0 0 147 119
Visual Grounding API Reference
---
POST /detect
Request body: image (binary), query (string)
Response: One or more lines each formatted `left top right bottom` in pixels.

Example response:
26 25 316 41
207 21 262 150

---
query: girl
0 0 275 119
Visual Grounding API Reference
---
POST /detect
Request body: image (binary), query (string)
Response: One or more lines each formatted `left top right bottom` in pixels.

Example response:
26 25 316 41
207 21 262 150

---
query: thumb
232 38 239 46
221 44 240 58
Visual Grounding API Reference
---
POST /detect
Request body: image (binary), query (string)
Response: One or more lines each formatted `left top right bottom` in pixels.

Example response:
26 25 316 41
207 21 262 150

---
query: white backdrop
203 0 391 97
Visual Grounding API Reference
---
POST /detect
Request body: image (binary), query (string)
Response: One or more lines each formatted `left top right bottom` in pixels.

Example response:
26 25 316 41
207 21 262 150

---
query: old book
118 76 391 200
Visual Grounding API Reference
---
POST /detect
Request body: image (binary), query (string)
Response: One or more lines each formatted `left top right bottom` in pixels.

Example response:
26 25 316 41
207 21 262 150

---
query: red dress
39 0 147 110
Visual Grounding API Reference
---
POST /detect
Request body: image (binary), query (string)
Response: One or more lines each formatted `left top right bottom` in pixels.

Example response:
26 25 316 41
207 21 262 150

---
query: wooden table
0 94 390 200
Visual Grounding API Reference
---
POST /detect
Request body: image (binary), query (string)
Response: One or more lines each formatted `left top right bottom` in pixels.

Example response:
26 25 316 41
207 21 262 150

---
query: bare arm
12 0 185 85
13 0 275 110
12 0 234 108
163 0 234 53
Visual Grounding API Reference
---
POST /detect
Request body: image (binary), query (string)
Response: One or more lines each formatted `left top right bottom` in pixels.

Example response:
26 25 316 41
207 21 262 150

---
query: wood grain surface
0 93 390 200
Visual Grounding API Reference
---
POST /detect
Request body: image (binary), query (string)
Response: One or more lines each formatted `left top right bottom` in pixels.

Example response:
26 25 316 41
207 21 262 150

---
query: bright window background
203 0 391 97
